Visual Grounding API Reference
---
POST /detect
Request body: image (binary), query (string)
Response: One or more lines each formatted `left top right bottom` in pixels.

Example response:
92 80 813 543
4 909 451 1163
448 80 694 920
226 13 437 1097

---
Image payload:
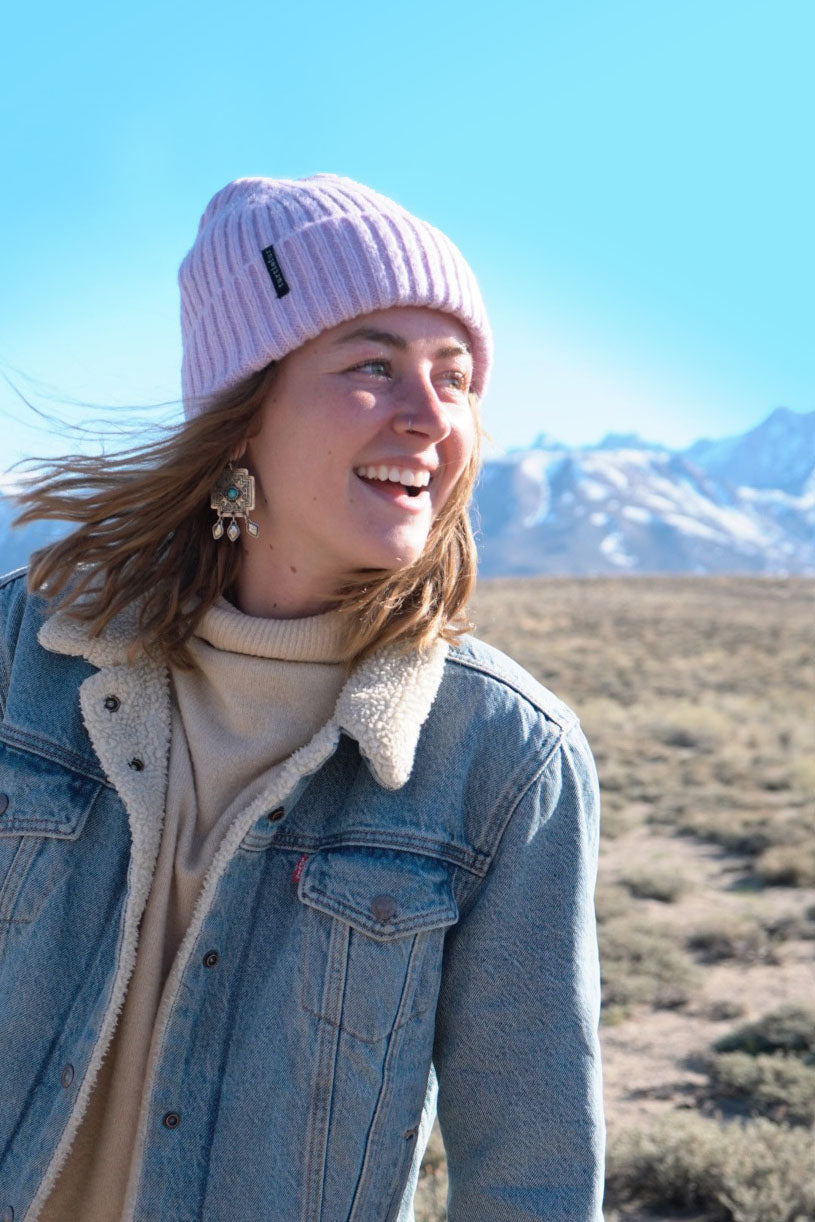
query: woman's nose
391 373 451 441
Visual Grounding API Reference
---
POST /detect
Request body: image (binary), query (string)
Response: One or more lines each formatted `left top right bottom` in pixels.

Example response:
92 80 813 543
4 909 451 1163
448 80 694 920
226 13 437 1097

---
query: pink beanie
179 174 492 418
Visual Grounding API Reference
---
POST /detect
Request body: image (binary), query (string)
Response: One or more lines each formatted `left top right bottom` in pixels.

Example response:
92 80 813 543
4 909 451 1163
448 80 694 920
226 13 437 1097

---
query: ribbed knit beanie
179 174 492 418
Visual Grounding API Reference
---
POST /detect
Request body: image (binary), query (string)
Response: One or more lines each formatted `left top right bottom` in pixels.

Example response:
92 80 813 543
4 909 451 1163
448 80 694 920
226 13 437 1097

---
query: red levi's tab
292 854 309 885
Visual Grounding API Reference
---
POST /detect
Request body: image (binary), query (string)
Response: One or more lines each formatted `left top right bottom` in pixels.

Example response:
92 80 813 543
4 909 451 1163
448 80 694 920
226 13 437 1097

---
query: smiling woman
235 308 477 617
1 175 604 1221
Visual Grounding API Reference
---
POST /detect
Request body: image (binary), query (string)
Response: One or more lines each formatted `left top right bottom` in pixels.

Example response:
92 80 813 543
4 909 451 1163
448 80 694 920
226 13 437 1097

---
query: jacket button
162 1111 181 1129
128 758 145 771
203 949 219 968
103 695 121 712
60 1064 75 1088
370 894 398 922
0 794 8 816
1 1205 14 1221
267 807 285 823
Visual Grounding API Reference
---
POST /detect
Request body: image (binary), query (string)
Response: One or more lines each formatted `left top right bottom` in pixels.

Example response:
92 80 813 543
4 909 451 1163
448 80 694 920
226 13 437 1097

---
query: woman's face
240 306 477 611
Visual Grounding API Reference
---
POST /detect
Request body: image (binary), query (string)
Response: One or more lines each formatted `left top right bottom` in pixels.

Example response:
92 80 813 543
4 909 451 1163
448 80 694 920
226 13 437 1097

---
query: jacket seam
454 724 572 920
0 722 111 786
0 566 29 594
446 652 578 732
258 829 489 877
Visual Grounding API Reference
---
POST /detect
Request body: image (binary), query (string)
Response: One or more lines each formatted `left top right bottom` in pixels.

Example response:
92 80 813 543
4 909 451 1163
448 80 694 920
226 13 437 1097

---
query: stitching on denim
244 829 489 876
0 571 31 717
0 567 29 592
470 727 565 863
453 729 573 922
302 920 347 1220
347 934 424 1218
447 651 579 731
303 879 457 938
0 722 110 786
0 836 40 923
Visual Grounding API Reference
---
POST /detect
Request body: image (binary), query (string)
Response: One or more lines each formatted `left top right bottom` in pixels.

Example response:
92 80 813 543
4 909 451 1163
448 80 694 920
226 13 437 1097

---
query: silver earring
210 462 259 542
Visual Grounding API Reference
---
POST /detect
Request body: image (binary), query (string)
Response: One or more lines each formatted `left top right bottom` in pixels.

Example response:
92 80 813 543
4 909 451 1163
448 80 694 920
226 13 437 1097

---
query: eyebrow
332 326 472 359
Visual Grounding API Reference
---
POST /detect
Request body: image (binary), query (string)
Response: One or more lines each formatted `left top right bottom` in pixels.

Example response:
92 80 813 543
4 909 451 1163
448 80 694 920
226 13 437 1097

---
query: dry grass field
415 576 815 1222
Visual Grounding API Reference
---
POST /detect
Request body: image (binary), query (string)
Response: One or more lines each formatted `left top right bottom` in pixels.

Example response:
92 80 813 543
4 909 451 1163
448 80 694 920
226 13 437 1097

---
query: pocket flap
0 742 102 839
300 847 458 941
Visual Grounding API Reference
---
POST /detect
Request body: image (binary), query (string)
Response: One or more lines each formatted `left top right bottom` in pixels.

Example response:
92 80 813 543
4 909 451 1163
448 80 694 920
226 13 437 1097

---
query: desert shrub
714 1005 815 1058
687 915 776 964
594 882 630 925
606 1114 815 1222
791 755 815 798
652 707 727 753
754 843 815 887
620 865 690 903
763 910 815 941
600 918 701 1014
677 808 774 855
701 998 748 1022
705 1051 815 1125
599 801 640 840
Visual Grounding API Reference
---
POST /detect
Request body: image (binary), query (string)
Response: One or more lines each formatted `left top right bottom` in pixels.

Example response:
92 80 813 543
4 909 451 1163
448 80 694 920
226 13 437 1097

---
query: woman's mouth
353 465 432 500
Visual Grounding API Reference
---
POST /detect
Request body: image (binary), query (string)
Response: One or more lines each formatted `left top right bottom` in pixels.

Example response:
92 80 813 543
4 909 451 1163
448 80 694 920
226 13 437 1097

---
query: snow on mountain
683 406 815 496
473 409 815 577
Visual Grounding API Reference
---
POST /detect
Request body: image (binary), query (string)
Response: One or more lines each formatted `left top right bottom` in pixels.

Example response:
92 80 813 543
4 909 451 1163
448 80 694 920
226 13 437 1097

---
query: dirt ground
414 576 815 1221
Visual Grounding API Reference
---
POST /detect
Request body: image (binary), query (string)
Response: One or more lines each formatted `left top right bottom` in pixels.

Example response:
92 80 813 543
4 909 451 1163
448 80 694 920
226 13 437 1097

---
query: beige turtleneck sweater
40 599 349 1221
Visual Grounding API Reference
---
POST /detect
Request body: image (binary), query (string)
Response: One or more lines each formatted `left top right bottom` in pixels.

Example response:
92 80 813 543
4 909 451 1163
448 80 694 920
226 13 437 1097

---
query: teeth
355 466 432 488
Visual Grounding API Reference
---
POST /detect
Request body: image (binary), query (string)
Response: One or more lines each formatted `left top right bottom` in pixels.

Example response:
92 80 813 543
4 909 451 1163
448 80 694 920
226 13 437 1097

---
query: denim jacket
0 567 604 1221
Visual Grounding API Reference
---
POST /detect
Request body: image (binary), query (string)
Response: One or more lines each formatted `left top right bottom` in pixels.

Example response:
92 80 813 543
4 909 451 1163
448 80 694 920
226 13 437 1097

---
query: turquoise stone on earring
226 485 239 501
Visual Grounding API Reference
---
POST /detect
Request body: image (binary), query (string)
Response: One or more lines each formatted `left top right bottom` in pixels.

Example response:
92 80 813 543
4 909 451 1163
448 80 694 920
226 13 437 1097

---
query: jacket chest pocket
0 742 101 926
298 846 458 1044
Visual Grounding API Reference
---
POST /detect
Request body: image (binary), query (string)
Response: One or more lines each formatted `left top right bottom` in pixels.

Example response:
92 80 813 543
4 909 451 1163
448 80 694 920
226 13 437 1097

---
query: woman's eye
441 370 469 391
351 359 390 377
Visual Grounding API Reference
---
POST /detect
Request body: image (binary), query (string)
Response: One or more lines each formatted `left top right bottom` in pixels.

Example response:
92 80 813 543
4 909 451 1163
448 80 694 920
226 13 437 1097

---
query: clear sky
2 0 813 471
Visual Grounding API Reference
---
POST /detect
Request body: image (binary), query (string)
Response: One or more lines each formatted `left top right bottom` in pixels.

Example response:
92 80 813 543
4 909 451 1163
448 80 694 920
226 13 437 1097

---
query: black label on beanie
261 245 290 298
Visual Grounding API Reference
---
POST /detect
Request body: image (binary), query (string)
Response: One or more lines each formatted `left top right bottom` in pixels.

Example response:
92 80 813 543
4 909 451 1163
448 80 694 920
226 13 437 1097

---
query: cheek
450 413 478 479
433 426 477 515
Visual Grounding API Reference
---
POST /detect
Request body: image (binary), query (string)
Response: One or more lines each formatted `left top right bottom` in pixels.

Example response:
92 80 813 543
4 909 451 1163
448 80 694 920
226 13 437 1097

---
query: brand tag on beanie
261 245 290 298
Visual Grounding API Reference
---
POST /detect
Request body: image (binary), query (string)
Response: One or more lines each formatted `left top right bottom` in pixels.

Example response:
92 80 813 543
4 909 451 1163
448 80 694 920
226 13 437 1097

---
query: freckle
290 565 297 574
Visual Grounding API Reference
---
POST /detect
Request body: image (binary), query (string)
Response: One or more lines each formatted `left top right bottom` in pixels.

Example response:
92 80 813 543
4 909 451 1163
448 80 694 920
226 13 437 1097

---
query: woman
1 175 604 1221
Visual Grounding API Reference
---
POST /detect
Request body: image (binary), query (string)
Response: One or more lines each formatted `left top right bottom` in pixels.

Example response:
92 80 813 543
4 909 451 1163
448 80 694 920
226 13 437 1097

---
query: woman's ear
229 440 249 463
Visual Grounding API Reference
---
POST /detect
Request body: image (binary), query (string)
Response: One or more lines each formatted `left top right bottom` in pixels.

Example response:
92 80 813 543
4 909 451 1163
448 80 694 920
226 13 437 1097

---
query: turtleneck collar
195 596 348 664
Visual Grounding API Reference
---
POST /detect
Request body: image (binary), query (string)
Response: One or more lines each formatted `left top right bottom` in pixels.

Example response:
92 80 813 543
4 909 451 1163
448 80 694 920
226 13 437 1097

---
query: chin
352 534 429 574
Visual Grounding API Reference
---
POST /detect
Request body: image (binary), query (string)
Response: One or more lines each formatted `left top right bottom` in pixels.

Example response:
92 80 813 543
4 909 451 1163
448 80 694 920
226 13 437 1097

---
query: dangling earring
210 462 260 541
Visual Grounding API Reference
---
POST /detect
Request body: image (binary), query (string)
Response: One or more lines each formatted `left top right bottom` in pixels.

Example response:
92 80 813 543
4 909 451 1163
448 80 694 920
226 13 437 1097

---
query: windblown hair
15 365 482 668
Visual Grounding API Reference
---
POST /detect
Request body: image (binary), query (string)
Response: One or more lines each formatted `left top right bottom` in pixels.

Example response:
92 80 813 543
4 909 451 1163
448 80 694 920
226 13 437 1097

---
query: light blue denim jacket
0 567 604 1221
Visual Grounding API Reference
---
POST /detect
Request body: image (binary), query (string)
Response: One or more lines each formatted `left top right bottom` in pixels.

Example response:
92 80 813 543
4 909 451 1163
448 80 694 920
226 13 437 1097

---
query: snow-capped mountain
474 408 815 576
2 408 813 579
684 406 815 496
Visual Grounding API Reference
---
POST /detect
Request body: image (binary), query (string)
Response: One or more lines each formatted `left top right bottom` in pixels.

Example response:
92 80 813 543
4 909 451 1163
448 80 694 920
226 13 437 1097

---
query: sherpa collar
37 603 448 790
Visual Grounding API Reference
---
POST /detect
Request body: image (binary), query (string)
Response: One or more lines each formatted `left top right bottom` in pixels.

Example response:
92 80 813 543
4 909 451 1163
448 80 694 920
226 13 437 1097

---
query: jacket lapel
38 605 448 798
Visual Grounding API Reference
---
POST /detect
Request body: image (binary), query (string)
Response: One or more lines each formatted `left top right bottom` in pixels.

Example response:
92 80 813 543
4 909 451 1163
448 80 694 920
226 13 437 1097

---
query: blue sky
2 0 813 470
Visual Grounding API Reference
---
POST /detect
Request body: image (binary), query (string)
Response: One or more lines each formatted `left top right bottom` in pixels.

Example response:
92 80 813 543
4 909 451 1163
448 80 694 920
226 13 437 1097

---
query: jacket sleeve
432 721 605 1221
0 569 28 719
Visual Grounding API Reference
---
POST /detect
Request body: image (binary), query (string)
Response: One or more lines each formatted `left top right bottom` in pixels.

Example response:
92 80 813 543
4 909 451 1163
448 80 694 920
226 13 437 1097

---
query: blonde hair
15 364 481 667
